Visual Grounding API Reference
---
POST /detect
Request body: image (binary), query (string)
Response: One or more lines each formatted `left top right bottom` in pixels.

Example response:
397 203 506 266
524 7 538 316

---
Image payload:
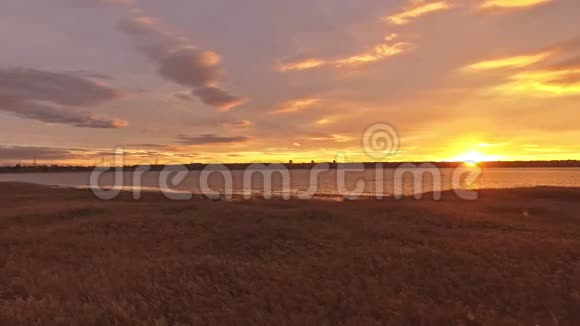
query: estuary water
1 167 580 198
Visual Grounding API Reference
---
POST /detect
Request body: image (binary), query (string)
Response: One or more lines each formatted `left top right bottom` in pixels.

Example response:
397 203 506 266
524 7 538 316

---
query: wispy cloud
309 134 351 143
176 134 250 145
315 117 336 125
335 35 411 66
272 98 321 114
0 98 127 129
278 58 327 72
463 51 553 71
224 120 253 128
0 145 81 161
385 1 452 25
465 39 580 97
0 68 126 128
173 92 194 102
493 69 580 96
278 34 411 72
479 0 552 10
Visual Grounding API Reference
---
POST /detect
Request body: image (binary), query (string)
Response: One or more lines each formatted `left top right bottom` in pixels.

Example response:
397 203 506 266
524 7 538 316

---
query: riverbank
1 183 579 324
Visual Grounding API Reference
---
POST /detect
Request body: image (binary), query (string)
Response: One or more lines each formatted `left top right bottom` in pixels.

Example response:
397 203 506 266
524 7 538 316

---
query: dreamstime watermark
362 122 399 160
89 123 482 201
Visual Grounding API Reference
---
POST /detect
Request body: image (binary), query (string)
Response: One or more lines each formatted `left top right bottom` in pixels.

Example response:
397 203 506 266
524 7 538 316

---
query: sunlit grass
1 183 579 324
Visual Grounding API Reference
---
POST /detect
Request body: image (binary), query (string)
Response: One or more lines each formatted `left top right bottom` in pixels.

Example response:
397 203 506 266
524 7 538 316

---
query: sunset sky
1 0 579 165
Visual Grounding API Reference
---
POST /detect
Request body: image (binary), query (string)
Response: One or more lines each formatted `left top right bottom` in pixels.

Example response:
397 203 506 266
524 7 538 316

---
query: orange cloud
493 68 580 96
309 134 351 143
335 38 411 66
463 51 552 71
224 120 253 128
272 98 321 114
278 34 411 72
480 0 552 10
385 1 452 25
315 117 336 125
278 58 326 72
464 45 580 97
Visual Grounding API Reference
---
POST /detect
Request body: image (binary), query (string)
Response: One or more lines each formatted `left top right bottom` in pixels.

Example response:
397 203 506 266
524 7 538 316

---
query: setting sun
450 150 499 164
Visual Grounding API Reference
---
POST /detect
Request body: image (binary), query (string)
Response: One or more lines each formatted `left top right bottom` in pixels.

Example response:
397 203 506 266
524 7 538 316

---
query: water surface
1 168 579 197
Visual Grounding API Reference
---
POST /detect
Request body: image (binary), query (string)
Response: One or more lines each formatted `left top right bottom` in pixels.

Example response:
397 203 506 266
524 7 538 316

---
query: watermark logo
362 123 399 160
89 123 482 201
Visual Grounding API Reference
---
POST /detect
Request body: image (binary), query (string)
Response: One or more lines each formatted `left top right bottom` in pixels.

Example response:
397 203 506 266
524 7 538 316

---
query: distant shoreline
2 160 580 174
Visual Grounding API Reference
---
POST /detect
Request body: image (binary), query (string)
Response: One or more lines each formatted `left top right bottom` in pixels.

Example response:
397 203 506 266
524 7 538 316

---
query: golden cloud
493 68 580 96
335 39 411 66
463 51 553 71
464 40 580 97
480 0 552 10
309 134 351 143
315 117 335 125
278 58 326 72
385 1 452 25
278 34 411 72
272 98 321 114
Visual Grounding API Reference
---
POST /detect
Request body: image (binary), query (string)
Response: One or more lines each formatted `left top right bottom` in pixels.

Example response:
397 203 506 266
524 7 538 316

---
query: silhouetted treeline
0 164 96 173
1 160 580 173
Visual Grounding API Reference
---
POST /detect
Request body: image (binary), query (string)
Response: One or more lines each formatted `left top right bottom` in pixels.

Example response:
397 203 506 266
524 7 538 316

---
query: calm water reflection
1 168 580 197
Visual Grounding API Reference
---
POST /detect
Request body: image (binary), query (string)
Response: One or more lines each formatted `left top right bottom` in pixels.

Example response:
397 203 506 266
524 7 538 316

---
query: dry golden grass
0 183 579 325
